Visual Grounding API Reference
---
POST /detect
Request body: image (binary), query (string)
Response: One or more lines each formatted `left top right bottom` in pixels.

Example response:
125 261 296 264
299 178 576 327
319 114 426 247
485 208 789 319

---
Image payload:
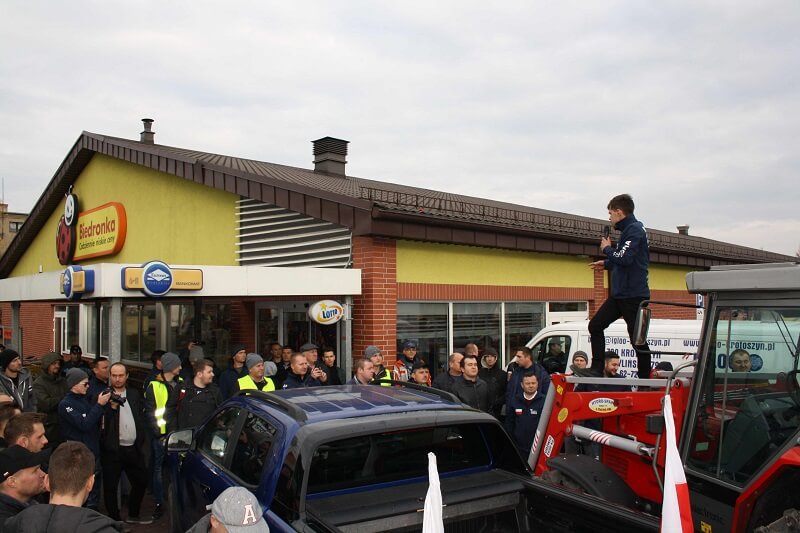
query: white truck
526 319 702 377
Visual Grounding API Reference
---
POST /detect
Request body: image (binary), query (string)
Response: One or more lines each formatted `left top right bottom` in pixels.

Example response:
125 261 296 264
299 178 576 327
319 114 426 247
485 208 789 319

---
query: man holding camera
58 368 111 510
101 362 151 525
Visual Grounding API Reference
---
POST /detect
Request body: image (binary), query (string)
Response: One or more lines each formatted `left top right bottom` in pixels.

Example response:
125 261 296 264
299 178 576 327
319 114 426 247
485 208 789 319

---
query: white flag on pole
422 452 445 533
661 394 693 532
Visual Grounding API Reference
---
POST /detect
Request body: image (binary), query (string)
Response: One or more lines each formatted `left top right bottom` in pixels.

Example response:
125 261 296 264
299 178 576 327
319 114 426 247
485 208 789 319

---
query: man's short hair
150 349 166 364
604 350 620 360
522 371 538 381
47 441 95 496
460 355 478 369
3 412 46 444
730 349 750 359
91 356 109 368
192 358 213 375
0 404 20 426
354 358 371 372
109 361 128 374
607 194 635 215
448 352 463 364
516 346 533 358
290 352 306 364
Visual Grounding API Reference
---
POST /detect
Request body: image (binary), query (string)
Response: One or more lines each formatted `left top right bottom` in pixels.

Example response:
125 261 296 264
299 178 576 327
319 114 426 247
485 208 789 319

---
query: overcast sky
1 1 798 256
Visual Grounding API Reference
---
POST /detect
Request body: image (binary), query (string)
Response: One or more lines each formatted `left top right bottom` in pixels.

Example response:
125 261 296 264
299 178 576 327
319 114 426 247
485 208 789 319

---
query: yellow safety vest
238 374 276 392
375 367 392 387
149 381 169 435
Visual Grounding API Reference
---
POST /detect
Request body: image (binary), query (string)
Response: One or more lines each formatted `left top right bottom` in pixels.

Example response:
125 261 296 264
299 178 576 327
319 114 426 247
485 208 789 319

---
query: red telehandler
525 262 800 533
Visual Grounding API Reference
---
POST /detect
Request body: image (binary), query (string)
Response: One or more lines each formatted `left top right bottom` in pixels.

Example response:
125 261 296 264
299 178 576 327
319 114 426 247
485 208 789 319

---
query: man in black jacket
452 355 489 412
3 441 124 532
32 352 67 447
100 362 151 525
175 359 222 430
478 347 506 418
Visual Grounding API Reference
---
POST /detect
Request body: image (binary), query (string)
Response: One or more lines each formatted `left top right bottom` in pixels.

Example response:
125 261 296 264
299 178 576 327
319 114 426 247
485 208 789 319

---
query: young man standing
479 347 507 418
32 353 67 446
588 193 650 379
452 355 489 412
0 446 48 528
233 354 276 394
365 346 391 386
176 359 223 429
0 350 35 412
218 344 247 399
349 359 376 385
505 372 545 459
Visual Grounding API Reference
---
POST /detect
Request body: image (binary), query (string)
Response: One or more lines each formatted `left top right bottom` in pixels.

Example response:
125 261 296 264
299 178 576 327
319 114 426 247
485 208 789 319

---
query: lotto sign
308 300 345 325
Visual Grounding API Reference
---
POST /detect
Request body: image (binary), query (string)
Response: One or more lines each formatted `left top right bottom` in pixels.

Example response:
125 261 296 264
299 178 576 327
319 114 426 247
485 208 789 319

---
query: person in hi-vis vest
365 346 391 386
233 353 276 394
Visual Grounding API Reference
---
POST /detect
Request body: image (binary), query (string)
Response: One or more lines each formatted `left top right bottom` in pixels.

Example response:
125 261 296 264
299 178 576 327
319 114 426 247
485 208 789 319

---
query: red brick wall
0 302 54 357
590 268 607 315
352 236 398 365
230 301 256 352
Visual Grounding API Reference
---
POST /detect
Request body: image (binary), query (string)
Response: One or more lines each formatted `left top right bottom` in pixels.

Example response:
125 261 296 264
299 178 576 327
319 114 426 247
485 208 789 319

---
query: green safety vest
238 374 276 392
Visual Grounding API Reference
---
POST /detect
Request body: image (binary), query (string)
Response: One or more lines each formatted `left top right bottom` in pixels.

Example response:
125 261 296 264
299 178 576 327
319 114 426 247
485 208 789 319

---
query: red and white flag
661 394 693 532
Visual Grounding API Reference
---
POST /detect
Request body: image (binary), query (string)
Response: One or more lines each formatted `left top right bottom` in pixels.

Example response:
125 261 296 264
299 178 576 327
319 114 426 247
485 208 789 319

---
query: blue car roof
245 385 466 424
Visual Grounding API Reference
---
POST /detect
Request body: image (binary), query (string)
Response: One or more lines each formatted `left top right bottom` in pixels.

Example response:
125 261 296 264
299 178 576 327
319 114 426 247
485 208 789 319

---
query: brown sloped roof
0 131 791 278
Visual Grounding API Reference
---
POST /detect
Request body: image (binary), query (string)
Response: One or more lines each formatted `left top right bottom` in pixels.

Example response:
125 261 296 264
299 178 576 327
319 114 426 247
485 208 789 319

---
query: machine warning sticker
557 407 569 423
588 398 618 414
544 435 555 457
556 385 563 396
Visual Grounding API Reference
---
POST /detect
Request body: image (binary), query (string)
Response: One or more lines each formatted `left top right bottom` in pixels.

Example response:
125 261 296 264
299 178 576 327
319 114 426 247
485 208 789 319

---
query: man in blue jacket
588 193 651 379
505 372 545 461
58 368 111 509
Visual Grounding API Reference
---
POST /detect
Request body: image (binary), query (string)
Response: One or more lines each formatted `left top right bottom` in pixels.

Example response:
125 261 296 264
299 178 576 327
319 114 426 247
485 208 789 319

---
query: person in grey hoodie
3 441 123 533
0 350 36 413
32 353 68 446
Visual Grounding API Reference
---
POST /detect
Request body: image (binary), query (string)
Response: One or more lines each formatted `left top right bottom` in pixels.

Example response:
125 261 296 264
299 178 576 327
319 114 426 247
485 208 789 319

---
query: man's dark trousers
102 445 148 520
588 297 649 378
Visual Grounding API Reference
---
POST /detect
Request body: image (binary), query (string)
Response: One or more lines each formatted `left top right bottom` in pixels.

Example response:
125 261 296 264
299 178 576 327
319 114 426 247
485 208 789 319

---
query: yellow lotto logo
308 300 345 325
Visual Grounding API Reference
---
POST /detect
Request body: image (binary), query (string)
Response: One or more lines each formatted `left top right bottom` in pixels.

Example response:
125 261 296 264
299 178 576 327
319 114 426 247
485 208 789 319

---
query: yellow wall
11 154 237 277
649 264 695 291
396 241 695 291
396 241 594 287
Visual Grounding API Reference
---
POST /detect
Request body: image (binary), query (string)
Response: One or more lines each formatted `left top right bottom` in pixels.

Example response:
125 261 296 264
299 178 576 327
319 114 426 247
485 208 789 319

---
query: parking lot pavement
100 491 170 532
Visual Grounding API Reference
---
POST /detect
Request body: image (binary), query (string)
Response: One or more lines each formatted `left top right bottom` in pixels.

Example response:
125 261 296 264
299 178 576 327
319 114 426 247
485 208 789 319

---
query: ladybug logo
56 216 76 265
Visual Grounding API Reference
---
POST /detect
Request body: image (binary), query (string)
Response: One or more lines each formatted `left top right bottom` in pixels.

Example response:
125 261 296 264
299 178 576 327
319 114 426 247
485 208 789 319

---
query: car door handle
199 482 211 494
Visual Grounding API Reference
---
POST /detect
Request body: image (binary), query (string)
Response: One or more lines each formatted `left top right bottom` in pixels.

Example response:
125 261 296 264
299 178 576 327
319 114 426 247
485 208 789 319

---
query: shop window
504 302 545 366
85 304 110 358
198 303 233 368
54 305 81 355
122 304 157 363
452 303 501 359
397 303 449 376
166 303 195 355
548 302 588 312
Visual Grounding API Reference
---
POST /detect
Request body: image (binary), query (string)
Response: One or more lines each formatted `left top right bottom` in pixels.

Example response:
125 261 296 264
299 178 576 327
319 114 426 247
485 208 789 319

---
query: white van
525 319 703 378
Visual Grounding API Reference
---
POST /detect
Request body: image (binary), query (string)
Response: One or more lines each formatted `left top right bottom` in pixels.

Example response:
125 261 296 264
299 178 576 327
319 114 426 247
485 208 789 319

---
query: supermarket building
0 121 790 375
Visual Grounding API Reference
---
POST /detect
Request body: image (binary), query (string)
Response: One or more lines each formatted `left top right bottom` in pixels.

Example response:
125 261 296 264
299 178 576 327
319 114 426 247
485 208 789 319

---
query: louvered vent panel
236 198 352 268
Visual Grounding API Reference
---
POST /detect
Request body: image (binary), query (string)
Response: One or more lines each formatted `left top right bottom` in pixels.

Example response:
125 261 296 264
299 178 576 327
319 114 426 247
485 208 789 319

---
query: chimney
677 224 690 236
140 118 155 144
312 137 348 176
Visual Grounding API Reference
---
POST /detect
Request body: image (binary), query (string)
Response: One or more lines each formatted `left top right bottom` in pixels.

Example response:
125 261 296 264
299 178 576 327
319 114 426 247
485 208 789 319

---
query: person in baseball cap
187 486 269 533
0 445 48 526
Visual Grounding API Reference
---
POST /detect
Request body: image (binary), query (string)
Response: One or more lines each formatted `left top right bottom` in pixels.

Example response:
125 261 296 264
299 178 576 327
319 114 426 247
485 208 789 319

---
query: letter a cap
208 486 270 532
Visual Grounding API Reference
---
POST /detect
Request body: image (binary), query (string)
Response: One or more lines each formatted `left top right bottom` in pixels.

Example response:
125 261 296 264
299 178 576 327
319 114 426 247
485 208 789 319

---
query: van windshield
306 423 507 495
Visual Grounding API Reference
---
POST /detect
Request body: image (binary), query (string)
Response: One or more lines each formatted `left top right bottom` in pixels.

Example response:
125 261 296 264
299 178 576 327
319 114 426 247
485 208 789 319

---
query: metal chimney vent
140 118 155 144
312 137 348 176
677 224 690 236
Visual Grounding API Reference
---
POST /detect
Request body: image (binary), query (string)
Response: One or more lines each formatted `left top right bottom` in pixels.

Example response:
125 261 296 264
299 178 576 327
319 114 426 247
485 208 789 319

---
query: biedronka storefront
0 121 790 378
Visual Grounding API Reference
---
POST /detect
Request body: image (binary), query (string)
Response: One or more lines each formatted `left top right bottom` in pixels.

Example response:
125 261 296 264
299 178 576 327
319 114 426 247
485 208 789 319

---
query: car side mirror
633 307 652 346
167 429 195 453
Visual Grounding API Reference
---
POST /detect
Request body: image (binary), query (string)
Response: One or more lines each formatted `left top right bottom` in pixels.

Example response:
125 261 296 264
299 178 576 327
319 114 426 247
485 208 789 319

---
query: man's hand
0 393 13 404
600 236 612 251
97 390 112 406
589 260 605 271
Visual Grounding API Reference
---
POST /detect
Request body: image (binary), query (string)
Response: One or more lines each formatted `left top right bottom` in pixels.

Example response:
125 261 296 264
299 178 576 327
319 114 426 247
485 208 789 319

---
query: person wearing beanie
58 368 112 510
0 350 36 413
233 354 276 394
478 347 507 419
365 346 391 387
179 344 208 384
61 345 90 377
32 353 68 446
218 344 247 400
143 351 182 520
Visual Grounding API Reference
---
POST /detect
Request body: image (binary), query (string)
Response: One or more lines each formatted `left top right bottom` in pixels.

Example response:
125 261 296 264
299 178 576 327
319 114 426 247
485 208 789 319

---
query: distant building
0 203 28 258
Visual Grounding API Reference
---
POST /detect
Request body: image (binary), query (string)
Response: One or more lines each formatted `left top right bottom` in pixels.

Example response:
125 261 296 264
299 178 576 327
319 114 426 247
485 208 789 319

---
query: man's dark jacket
3 503 123 532
431 372 458 393
451 376 489 412
32 354 69 445
174 383 222 429
58 392 104 456
0 493 35 530
504 390 546 456
281 371 320 389
603 213 650 299
100 387 147 453
479 365 507 417
506 362 550 405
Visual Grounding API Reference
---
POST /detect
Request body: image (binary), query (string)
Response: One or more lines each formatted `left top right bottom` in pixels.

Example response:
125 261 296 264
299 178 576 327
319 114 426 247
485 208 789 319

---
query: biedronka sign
56 192 127 265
